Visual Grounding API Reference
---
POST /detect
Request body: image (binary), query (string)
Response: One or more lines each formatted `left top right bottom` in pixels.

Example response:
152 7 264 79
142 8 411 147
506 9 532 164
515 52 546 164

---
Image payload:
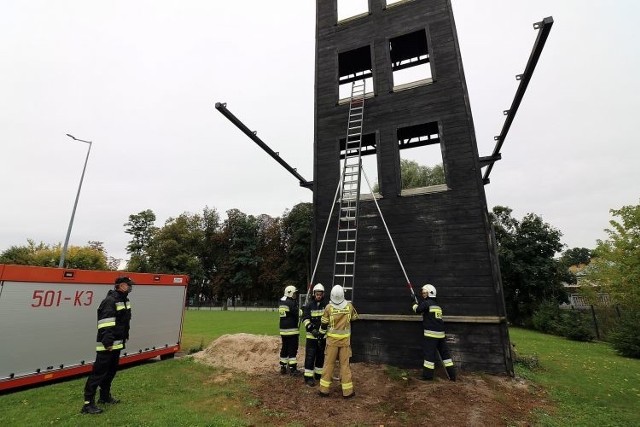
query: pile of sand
191 333 304 373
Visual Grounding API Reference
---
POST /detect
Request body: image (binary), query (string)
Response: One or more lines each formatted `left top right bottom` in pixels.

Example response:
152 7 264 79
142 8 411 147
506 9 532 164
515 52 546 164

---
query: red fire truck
0 264 188 391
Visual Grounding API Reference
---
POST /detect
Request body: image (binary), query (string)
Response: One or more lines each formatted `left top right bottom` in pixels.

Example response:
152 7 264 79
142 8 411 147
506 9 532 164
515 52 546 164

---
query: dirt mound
192 333 553 426
192 333 297 373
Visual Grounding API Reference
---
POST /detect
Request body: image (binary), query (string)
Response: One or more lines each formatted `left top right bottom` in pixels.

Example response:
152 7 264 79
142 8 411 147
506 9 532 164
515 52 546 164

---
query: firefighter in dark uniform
301 283 327 386
412 284 456 381
278 285 301 375
81 276 133 414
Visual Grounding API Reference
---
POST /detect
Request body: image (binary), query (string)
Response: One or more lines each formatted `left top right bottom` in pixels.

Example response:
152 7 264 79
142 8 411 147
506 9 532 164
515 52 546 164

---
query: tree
124 209 158 272
0 239 109 270
400 159 445 190
373 159 445 192
490 206 569 326
211 209 260 305
281 202 313 294
590 201 640 309
255 214 285 301
560 247 592 268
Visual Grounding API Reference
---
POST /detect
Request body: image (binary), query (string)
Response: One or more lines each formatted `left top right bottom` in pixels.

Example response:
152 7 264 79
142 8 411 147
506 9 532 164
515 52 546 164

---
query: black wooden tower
313 0 513 374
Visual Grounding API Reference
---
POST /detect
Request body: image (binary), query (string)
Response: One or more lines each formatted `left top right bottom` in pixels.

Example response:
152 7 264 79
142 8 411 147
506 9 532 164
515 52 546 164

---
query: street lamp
58 134 93 268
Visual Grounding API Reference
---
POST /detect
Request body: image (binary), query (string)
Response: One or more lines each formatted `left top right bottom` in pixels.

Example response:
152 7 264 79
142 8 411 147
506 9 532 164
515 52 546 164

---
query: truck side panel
0 265 187 391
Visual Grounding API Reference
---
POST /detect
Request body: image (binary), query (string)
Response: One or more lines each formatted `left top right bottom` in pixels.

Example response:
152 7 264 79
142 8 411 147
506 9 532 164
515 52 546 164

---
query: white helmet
422 284 437 298
284 285 298 298
313 283 325 293
330 285 347 308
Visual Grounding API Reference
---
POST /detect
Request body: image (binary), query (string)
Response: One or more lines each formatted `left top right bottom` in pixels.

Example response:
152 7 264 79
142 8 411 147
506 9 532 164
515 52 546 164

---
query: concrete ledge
358 314 506 323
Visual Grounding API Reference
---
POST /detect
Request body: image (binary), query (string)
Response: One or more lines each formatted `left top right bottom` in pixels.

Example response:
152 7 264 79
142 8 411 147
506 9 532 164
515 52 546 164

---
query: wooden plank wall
313 0 513 374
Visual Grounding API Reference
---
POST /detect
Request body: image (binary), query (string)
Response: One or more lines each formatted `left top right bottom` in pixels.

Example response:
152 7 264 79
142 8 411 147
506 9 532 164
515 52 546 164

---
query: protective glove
305 323 314 332
311 328 319 338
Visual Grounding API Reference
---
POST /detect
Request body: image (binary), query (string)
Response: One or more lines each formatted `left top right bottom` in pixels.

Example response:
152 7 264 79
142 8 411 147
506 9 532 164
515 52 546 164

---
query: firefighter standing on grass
412 284 457 381
81 276 133 414
318 285 358 398
279 285 301 375
301 283 327 386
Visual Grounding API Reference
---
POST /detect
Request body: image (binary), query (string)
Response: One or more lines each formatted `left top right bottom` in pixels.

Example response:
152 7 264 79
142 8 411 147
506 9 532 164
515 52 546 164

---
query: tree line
2 198 639 356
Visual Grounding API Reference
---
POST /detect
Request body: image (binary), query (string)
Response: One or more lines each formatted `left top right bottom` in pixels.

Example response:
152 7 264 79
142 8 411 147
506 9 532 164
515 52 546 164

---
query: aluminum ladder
332 80 366 302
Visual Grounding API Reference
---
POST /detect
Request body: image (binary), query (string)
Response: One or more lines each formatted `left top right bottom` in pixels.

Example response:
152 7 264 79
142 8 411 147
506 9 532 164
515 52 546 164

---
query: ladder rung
335 274 354 278
337 250 355 254
341 207 356 211
338 229 356 232
338 239 356 243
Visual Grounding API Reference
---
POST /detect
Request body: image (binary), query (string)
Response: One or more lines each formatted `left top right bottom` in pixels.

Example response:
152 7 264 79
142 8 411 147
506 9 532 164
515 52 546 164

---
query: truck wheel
160 353 176 361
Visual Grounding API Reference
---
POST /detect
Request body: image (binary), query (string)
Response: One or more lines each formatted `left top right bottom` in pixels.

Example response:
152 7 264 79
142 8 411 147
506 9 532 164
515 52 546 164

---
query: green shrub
558 309 595 342
532 301 564 335
609 310 640 358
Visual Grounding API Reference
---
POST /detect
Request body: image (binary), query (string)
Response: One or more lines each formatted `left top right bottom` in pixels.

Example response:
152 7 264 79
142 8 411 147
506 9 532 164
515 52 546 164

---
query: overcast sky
2 1 638 266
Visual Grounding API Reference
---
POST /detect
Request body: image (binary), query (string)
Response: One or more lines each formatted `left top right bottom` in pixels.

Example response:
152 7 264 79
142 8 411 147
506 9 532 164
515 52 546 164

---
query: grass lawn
510 327 640 426
181 310 279 352
2 311 639 426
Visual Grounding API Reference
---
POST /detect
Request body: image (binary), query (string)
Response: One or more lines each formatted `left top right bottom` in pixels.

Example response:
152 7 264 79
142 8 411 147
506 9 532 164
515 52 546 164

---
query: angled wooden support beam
482 16 554 185
215 102 313 190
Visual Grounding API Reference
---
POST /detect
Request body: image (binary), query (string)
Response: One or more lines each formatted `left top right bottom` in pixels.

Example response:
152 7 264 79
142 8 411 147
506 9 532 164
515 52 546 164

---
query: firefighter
278 285 301 375
301 283 327 386
81 276 133 414
318 285 359 398
412 284 457 381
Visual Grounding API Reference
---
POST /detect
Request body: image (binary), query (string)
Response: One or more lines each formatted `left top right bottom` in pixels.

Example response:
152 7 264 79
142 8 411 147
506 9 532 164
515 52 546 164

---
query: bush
532 302 564 335
532 302 595 342
558 309 595 342
609 310 640 358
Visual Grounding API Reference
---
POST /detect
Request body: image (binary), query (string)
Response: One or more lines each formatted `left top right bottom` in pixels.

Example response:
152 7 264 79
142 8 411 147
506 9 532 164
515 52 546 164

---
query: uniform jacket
319 303 358 346
278 296 299 336
302 298 327 340
96 289 132 352
414 296 445 339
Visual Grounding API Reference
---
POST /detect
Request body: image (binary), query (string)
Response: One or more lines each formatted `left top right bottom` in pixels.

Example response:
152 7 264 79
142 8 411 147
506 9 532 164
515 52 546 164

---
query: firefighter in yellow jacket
318 285 358 398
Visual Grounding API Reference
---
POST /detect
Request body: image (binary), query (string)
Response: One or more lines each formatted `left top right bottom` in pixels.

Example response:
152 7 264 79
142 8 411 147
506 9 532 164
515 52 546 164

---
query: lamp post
58 134 93 268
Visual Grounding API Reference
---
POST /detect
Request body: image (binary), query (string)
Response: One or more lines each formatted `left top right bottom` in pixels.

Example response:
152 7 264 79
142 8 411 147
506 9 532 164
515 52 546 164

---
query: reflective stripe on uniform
328 328 350 338
115 302 131 311
314 367 323 375
280 328 299 336
306 333 318 340
96 340 124 351
288 358 297 365
424 330 445 338
310 309 324 317
341 381 353 391
442 358 454 367
320 378 331 387
304 369 314 377
97 317 116 329
423 360 435 369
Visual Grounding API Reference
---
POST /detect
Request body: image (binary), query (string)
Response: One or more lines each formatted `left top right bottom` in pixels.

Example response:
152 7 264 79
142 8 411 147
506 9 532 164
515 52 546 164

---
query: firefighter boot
289 364 301 376
304 376 316 387
446 366 457 382
98 395 121 404
420 367 434 381
280 363 288 375
80 401 103 415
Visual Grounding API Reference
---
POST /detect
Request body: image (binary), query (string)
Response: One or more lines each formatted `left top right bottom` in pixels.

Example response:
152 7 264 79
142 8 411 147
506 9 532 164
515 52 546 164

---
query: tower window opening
339 133 379 195
397 122 446 192
337 0 369 23
338 46 374 101
389 30 432 90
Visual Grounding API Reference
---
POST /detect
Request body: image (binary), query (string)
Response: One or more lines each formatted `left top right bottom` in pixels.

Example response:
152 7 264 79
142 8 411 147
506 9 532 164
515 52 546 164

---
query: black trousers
83 350 121 402
304 338 325 377
280 335 299 366
422 337 456 380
